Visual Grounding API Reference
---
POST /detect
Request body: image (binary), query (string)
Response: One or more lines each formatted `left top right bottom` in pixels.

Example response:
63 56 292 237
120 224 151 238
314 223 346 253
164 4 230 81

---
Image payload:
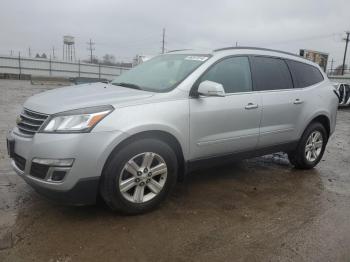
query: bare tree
334 64 348 75
83 56 99 64
102 54 116 65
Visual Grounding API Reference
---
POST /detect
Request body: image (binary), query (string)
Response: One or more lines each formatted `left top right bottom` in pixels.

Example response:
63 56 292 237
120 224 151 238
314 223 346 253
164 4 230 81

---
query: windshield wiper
111 82 142 90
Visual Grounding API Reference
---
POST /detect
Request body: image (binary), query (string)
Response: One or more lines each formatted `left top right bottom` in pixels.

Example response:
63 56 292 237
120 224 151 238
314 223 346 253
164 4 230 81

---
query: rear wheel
100 138 178 214
288 122 328 169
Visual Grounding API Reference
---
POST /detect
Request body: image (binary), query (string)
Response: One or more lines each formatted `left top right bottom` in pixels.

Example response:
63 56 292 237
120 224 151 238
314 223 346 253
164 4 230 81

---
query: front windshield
111 54 210 92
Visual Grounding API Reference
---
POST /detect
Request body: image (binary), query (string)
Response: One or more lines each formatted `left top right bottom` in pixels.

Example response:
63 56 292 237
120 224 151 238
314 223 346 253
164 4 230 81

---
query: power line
341 31 350 75
97 40 160 49
97 33 161 47
87 39 95 63
261 33 342 46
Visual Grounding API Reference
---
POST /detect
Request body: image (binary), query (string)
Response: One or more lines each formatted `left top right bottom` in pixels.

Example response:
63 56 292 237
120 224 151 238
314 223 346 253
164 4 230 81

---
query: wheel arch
303 113 331 139
102 130 186 182
311 115 330 137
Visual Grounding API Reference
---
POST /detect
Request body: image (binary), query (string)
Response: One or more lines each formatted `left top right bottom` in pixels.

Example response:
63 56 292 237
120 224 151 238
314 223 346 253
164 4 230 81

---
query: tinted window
199 56 252 93
286 60 324 88
250 56 293 91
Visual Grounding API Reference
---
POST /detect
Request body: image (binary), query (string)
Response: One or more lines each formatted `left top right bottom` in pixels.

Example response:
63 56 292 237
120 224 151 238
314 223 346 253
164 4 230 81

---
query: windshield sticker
185 56 209 62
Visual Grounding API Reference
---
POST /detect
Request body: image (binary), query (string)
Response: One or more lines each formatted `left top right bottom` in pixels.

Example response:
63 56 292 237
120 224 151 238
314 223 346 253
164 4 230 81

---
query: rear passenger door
250 56 304 148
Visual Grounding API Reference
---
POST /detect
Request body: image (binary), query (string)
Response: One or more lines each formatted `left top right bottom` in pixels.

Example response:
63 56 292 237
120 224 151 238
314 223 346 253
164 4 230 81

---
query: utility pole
52 46 56 59
28 47 31 57
341 31 350 75
161 28 166 54
18 52 22 79
10 50 13 56
330 58 334 75
87 39 95 63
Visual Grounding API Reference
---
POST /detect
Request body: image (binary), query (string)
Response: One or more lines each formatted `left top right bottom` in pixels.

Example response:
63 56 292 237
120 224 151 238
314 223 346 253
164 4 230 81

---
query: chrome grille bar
17 108 49 136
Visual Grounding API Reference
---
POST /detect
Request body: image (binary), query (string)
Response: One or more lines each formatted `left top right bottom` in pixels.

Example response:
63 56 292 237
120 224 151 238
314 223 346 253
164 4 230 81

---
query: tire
288 122 328 169
100 138 178 214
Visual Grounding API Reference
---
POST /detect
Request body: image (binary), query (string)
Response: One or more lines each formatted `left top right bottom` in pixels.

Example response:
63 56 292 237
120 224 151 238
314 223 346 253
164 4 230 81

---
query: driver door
189 56 262 160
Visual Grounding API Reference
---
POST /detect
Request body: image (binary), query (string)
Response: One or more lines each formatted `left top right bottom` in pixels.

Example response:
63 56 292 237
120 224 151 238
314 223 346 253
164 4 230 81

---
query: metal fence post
49 56 52 76
78 60 81 77
18 52 22 79
98 63 101 79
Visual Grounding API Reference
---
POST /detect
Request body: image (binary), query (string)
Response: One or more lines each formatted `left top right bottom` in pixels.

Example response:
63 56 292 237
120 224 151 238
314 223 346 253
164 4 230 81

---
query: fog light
32 158 74 167
51 170 67 181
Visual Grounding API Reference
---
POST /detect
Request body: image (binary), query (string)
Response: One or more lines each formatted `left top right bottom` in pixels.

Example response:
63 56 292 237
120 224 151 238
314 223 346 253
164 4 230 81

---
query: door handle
293 99 303 105
245 103 259 110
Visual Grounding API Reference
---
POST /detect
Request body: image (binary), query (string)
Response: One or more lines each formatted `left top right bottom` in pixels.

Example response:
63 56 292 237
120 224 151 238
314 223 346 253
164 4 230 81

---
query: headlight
40 105 114 133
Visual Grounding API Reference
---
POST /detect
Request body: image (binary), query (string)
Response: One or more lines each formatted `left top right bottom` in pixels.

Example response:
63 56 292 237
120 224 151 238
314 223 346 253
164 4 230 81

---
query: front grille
17 108 49 136
14 153 26 171
30 162 50 179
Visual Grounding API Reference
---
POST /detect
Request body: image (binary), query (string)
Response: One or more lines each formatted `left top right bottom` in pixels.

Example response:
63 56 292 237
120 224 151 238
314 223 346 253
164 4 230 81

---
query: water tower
63 35 76 61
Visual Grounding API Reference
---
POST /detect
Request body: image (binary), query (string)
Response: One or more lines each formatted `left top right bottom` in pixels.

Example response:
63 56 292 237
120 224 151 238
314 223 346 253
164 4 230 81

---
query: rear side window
199 56 252 93
250 56 293 91
286 60 324 88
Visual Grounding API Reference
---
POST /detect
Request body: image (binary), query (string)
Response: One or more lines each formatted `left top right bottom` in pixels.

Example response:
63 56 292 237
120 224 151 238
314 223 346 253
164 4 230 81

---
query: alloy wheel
305 131 323 162
118 152 168 203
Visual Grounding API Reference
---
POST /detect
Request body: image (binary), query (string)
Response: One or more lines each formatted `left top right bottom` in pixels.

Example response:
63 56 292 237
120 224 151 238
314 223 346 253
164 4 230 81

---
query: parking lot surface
0 80 350 262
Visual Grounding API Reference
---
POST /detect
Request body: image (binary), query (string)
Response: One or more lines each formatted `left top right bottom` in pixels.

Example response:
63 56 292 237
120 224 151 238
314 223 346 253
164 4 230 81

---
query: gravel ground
0 79 350 262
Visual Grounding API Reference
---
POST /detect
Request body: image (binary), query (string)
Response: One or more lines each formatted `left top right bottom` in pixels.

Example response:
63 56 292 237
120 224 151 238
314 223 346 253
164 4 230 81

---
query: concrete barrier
0 55 130 81
31 76 71 86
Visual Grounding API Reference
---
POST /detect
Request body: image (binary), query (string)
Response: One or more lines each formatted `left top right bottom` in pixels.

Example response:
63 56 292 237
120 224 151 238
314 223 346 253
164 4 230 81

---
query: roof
166 46 314 66
167 46 301 58
213 46 300 58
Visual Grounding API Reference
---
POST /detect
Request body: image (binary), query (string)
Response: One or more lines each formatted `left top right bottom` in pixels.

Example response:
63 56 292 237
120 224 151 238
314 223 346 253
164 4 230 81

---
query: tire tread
288 122 328 170
100 138 177 214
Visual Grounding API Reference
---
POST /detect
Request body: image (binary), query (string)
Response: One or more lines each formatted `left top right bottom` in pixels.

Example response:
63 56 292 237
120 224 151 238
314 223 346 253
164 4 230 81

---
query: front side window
111 54 210 92
250 56 293 91
286 60 324 88
198 56 252 93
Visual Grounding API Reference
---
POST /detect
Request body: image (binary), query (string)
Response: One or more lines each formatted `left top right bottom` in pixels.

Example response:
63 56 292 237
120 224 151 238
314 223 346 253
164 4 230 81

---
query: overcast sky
0 0 349 67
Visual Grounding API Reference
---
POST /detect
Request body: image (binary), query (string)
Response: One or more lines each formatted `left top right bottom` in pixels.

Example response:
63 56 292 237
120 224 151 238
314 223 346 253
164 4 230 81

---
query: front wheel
288 122 328 169
100 138 178 214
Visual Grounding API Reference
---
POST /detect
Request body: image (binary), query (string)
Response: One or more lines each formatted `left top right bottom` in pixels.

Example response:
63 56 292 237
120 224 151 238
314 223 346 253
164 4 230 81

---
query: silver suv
7 47 338 214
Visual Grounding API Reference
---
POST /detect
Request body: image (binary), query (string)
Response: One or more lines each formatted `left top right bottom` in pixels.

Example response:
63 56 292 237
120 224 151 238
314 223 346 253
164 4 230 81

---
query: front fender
122 123 189 160
95 100 190 161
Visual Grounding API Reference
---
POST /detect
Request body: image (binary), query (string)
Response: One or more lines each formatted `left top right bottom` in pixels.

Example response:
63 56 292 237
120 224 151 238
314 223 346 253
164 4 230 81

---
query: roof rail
213 46 301 58
166 49 192 53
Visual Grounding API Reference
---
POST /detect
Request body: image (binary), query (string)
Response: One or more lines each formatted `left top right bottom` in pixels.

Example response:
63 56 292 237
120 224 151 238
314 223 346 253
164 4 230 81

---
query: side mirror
197 80 225 97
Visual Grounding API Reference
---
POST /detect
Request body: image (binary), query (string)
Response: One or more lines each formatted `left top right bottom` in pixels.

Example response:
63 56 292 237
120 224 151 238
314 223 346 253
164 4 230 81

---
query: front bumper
8 128 128 205
12 160 99 205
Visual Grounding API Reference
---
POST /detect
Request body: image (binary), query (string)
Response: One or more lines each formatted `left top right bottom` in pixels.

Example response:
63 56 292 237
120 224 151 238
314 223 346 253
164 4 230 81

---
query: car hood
23 82 154 114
